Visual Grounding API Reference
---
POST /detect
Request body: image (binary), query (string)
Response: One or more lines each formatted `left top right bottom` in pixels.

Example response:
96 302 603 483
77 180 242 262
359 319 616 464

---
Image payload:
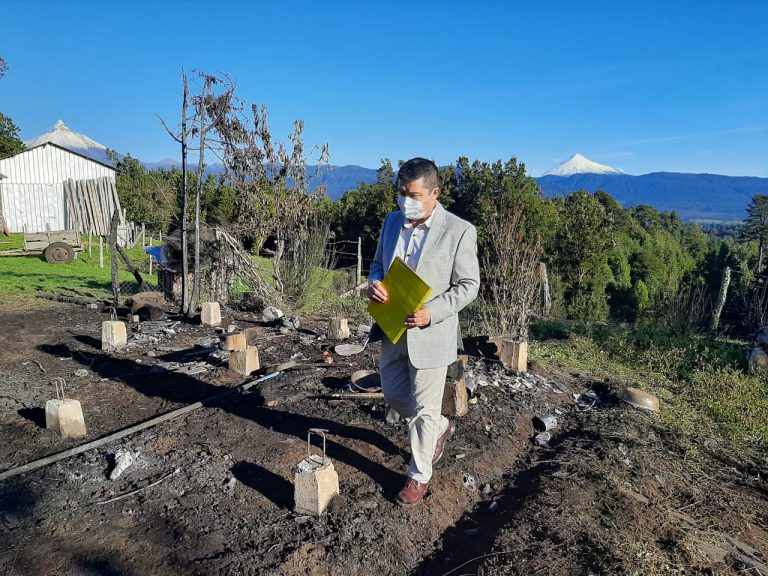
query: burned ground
0 303 766 575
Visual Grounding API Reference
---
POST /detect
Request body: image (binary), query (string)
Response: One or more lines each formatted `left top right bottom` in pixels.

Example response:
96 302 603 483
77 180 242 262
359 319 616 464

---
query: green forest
112 154 768 339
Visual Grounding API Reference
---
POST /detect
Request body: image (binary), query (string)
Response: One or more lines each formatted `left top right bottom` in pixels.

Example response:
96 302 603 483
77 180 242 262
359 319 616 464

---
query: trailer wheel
44 242 75 264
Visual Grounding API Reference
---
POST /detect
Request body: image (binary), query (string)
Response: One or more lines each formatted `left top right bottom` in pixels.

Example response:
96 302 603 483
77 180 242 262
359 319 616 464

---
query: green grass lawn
0 232 369 319
0 233 158 304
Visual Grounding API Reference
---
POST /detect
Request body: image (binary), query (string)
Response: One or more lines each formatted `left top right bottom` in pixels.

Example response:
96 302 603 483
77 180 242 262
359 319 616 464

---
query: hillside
536 172 768 222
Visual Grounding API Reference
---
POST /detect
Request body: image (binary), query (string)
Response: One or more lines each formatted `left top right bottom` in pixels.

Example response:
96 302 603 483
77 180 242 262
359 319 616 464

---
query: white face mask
398 195 426 220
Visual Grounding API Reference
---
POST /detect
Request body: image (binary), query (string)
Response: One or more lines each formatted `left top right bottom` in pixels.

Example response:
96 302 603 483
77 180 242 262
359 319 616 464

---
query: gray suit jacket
368 201 480 369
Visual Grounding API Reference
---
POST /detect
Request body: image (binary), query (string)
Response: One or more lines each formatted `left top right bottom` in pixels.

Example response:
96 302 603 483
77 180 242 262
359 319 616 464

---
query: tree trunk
758 239 765 275
711 266 731 333
356 237 362 285
189 83 207 318
180 70 190 315
539 262 552 316
273 235 285 293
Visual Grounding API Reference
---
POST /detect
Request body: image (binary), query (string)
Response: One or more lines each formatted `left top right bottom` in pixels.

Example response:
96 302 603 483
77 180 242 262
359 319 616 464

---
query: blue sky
2 0 766 176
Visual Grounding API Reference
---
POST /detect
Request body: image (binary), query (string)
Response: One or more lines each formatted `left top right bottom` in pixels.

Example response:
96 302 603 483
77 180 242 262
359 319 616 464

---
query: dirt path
0 304 766 575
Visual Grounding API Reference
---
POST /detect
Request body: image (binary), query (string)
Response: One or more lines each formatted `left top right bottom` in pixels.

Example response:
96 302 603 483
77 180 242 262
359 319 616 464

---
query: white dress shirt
395 209 435 270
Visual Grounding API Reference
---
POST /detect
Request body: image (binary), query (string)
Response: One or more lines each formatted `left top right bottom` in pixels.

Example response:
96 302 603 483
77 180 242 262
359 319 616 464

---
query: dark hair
397 157 440 191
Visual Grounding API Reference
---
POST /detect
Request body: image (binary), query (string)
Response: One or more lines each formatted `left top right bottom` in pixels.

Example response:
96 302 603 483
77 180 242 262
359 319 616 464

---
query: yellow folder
368 256 432 344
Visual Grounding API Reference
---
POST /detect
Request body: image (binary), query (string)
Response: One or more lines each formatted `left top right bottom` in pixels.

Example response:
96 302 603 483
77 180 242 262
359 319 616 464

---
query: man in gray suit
368 157 480 507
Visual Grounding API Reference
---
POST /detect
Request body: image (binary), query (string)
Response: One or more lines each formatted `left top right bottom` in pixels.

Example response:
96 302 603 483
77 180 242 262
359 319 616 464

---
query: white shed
0 142 117 233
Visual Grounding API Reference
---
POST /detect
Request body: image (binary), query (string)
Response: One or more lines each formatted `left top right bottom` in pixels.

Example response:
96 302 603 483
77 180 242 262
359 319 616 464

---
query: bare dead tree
161 71 307 312
188 72 237 316
158 70 194 314
217 102 329 296
479 195 543 340
160 70 239 316
710 266 731 333
180 71 189 314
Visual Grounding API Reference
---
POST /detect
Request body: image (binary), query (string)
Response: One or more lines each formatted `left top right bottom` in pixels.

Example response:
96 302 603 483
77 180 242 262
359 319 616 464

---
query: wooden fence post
99 236 104 269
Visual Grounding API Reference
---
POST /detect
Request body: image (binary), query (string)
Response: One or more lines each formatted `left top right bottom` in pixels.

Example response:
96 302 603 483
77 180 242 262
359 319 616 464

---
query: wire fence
111 226 166 302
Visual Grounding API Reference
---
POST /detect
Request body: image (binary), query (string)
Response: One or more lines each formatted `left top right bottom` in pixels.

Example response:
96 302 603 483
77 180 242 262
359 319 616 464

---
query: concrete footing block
45 399 87 439
327 317 350 340
294 430 338 515
221 332 247 351
101 321 127 352
294 456 339 515
201 302 222 327
229 346 260 376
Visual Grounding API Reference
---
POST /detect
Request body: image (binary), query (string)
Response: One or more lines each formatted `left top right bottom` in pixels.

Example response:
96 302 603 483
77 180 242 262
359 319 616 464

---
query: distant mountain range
536 172 767 222
318 170 767 223
139 160 379 202
25 122 767 222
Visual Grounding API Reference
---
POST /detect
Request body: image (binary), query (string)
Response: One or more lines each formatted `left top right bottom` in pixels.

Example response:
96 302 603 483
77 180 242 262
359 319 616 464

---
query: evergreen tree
742 194 768 274
0 112 25 158
553 191 614 319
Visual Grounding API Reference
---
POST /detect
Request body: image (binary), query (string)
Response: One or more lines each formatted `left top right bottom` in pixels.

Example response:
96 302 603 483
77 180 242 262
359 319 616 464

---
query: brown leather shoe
432 420 455 464
396 478 428 508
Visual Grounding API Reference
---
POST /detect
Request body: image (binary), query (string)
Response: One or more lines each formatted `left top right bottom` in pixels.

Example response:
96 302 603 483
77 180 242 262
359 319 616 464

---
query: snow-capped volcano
25 120 108 152
542 153 625 176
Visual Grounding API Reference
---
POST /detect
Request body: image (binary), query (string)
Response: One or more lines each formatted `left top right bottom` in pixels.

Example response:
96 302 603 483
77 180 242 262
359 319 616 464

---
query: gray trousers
380 331 449 483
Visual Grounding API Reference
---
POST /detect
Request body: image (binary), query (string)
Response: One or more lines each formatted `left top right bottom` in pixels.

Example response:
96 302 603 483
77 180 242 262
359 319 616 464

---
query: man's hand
405 307 431 329
368 280 388 303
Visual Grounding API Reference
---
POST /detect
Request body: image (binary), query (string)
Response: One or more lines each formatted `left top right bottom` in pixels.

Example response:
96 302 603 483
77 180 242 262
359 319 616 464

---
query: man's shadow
39 343 404 502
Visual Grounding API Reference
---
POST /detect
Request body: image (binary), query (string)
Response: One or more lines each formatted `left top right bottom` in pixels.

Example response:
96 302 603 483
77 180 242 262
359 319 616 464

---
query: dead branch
340 281 368 298
115 244 152 292
21 360 46 374
156 115 182 144
90 468 180 506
